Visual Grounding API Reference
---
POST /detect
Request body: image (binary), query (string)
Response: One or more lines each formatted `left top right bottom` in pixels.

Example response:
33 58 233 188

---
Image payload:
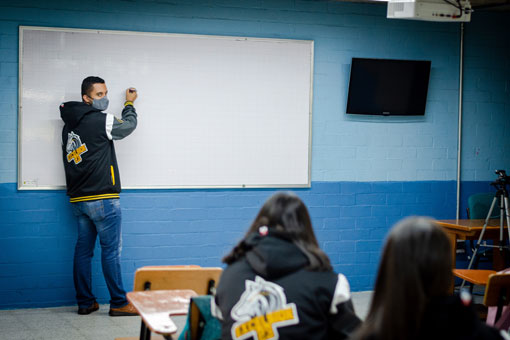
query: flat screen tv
346 58 431 116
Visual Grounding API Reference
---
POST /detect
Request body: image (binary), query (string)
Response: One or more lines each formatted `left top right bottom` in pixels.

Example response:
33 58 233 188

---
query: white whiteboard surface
18 27 313 190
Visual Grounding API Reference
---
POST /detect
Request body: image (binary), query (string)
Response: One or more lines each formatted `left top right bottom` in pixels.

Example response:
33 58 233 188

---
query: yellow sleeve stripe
70 193 120 203
124 101 134 107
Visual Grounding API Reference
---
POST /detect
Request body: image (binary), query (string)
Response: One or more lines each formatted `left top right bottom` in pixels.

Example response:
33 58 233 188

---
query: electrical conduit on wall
456 22 464 220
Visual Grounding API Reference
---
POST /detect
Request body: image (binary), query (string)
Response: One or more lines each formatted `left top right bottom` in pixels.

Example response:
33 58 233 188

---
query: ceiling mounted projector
387 0 472 22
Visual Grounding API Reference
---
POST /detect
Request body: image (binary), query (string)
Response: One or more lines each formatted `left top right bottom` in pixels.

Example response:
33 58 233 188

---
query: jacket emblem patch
231 276 299 340
66 131 88 164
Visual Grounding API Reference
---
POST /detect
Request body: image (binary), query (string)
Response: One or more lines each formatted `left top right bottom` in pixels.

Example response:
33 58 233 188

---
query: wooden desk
127 289 197 340
437 219 508 271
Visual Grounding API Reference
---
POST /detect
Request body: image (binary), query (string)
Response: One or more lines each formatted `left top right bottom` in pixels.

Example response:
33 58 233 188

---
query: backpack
178 295 222 340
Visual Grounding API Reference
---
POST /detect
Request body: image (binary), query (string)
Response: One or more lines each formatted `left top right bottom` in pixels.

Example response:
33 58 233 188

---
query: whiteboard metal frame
18 26 24 190
18 26 313 190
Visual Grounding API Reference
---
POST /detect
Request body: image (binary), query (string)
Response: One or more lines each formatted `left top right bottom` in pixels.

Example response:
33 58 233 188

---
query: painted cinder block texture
0 0 508 308
1 1 508 184
0 181 455 308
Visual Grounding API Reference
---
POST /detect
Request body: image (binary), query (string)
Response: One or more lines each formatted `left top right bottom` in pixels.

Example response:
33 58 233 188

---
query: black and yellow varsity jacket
214 230 361 340
60 101 137 203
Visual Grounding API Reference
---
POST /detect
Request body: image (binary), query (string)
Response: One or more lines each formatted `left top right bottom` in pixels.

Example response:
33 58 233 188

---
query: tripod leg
505 196 510 260
501 195 506 251
460 201 497 289
466 196 499 270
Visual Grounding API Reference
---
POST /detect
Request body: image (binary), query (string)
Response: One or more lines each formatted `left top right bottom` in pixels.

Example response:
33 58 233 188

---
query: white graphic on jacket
231 276 299 340
66 131 88 164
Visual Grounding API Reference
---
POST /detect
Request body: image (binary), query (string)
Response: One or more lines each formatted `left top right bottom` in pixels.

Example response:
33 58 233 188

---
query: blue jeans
72 199 128 308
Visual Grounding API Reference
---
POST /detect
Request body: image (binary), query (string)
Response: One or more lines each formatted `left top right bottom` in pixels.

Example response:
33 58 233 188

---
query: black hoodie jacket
60 101 137 202
215 231 361 340
418 295 504 340
361 296 505 340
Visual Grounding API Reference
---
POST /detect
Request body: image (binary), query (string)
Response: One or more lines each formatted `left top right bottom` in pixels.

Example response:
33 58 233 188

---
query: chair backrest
483 272 510 326
484 273 510 307
468 193 500 219
133 266 223 295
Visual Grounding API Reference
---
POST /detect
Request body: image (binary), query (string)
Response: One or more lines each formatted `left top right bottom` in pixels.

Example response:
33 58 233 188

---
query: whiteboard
18 26 313 189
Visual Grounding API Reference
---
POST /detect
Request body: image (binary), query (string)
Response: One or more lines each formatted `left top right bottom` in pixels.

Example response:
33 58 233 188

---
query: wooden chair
453 269 496 286
133 266 222 294
116 266 222 340
452 269 510 324
484 272 510 327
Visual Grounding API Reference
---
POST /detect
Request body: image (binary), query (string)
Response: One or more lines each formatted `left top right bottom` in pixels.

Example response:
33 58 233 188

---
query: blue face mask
91 96 109 111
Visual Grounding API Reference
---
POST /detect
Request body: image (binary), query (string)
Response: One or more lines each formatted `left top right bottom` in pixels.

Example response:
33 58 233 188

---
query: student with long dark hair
214 192 361 340
353 217 506 340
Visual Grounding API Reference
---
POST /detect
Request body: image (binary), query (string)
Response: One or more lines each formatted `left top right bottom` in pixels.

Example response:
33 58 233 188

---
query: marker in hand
126 87 138 103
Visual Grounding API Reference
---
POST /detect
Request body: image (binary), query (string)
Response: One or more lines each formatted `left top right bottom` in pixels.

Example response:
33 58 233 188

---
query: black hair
354 217 452 340
81 76 105 98
222 192 332 271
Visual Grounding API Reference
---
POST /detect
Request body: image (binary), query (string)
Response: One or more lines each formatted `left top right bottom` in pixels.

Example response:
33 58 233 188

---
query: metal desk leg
140 319 151 340
141 281 152 340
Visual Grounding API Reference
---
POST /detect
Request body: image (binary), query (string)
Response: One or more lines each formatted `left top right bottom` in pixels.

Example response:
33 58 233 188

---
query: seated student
353 217 507 340
214 192 361 340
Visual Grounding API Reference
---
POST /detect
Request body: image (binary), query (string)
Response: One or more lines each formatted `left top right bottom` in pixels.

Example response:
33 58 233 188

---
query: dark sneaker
109 302 138 316
77 301 99 315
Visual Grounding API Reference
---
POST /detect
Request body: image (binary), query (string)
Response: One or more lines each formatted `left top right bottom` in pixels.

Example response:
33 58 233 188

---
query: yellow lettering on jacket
234 307 296 340
67 144 88 164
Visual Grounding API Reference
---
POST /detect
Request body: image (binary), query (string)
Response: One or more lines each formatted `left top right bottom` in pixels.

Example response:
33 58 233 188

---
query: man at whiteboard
60 76 138 316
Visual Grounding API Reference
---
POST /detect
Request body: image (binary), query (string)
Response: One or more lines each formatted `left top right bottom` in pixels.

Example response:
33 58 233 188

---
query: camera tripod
461 172 510 289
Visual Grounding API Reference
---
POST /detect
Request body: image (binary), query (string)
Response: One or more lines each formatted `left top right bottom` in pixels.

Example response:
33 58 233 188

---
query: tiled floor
0 291 373 340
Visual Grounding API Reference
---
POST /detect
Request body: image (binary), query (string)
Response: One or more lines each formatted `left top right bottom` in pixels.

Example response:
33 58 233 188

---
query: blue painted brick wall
0 181 456 308
0 0 509 308
462 14 510 181
1 1 508 185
